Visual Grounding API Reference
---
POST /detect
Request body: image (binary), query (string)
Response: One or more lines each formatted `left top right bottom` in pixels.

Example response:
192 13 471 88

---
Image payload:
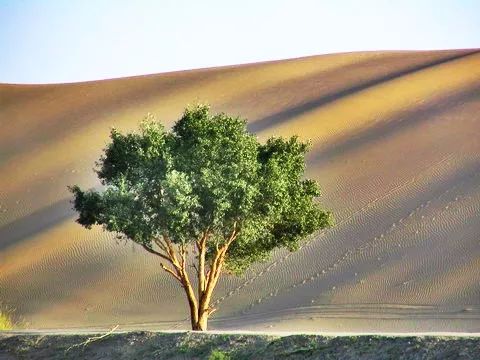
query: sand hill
1 49 479 332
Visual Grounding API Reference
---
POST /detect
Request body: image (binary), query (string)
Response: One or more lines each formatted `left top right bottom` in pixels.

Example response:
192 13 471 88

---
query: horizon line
2 47 478 87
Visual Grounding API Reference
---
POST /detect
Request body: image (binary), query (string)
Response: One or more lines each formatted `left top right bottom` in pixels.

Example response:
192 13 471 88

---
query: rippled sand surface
1 49 479 332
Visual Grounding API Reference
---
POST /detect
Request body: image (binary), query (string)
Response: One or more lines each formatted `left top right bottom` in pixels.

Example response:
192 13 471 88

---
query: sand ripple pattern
1 49 480 331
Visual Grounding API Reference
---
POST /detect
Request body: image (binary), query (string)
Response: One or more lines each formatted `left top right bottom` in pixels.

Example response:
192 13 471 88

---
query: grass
208 349 231 360
0 303 18 330
1 332 479 359
0 312 13 330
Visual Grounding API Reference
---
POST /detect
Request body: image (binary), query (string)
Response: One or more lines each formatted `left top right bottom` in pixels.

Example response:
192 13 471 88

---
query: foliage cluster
70 104 332 274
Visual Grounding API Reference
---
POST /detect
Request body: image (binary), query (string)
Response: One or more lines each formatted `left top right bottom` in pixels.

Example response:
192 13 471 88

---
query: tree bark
192 309 209 331
188 297 199 329
151 225 238 331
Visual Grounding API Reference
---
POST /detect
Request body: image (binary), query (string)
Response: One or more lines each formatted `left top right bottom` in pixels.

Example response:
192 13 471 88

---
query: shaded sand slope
1 50 479 332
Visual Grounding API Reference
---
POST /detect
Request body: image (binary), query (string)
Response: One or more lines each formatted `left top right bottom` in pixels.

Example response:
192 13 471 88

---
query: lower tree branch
141 244 171 262
160 263 182 282
163 233 182 269
199 222 238 317
153 237 168 252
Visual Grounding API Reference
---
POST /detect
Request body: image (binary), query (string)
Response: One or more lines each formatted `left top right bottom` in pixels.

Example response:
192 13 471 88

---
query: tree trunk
188 299 199 330
152 228 237 331
192 310 208 331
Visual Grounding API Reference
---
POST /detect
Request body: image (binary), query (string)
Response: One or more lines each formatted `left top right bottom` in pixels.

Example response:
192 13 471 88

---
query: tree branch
208 307 217 316
200 222 238 315
206 221 238 284
192 263 199 276
163 233 181 269
160 263 182 282
225 221 238 247
197 230 209 296
141 244 171 262
155 234 199 325
153 237 168 252
180 243 187 272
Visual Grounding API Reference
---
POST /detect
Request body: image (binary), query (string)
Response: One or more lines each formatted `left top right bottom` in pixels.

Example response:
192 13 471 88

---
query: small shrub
208 349 231 360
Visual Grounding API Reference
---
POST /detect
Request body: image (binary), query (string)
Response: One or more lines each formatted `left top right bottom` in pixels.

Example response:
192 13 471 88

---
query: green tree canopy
70 104 332 330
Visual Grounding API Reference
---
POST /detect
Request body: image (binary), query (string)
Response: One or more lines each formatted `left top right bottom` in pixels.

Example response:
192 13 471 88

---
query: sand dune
1 49 479 332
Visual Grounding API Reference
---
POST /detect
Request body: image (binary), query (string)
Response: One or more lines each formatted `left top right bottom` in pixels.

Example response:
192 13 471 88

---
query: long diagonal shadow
0 198 74 252
0 68 213 162
308 83 480 166
248 49 480 133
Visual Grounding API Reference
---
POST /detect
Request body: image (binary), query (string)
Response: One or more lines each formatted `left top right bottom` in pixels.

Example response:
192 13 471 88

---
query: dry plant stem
65 325 119 353
34 336 45 346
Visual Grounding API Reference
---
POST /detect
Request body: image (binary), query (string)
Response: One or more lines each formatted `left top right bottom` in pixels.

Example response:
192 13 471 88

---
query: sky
1 0 479 84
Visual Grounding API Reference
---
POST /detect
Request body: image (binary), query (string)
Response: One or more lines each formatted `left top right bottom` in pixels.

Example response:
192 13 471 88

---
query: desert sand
1 49 479 332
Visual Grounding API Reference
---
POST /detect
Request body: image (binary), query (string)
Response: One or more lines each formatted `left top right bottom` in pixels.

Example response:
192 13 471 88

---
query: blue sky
1 0 479 84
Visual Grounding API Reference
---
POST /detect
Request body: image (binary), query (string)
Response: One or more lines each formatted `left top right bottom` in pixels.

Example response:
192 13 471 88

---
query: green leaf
69 105 332 274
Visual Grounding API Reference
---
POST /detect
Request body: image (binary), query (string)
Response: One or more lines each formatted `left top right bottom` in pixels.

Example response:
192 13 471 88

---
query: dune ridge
1 49 479 332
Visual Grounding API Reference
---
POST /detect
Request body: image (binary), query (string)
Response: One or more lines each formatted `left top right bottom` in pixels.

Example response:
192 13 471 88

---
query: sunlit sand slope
1 49 479 332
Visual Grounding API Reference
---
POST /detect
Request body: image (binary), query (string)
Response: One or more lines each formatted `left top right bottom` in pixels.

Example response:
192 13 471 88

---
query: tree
69 104 332 331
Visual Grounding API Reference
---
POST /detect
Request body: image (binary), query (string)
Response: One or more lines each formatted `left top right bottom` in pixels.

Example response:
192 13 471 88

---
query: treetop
70 104 332 273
